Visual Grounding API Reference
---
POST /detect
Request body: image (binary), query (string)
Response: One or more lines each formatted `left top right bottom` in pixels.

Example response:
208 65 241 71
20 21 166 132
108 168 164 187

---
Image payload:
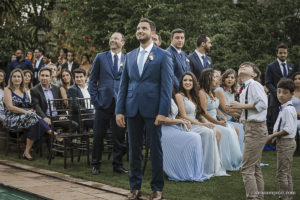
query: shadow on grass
0 147 299 200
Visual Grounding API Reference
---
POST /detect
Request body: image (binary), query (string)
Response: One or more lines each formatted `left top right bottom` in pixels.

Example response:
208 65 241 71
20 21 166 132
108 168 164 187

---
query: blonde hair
8 68 25 93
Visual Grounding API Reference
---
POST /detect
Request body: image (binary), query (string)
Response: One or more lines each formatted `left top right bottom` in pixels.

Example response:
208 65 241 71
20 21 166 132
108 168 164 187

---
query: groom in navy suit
265 43 294 134
166 28 190 89
88 32 127 175
116 18 173 200
188 34 213 81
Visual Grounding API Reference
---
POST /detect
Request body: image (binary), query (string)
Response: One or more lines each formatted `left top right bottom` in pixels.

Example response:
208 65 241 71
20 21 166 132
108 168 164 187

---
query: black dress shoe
113 167 128 174
91 166 100 175
22 154 34 161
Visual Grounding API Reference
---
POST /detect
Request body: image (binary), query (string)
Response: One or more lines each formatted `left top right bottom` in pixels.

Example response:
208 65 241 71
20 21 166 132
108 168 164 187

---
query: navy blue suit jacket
188 51 213 81
33 58 45 85
265 60 294 107
88 51 125 109
166 45 190 88
115 45 173 118
67 84 85 122
6 59 33 83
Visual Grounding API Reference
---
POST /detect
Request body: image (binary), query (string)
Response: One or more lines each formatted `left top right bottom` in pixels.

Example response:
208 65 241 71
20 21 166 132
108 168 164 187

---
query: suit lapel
106 52 114 76
275 61 283 77
37 84 47 107
172 46 186 72
141 45 156 77
131 48 140 78
194 52 204 70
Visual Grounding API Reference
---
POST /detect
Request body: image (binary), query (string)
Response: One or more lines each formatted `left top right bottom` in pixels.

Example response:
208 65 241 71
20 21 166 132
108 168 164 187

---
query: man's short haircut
239 61 262 83
277 78 295 93
139 18 156 32
196 34 208 47
171 28 185 38
155 32 161 42
34 48 44 54
16 49 23 53
113 32 125 41
276 43 288 51
47 63 57 69
73 68 86 77
44 54 50 59
38 67 52 76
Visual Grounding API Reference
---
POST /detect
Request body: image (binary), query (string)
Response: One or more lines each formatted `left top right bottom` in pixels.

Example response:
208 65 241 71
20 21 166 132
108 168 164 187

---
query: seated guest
56 48 68 77
199 69 242 171
160 87 208 182
4 68 51 160
23 70 33 102
67 68 93 129
175 72 227 178
215 68 244 151
47 63 60 86
30 67 78 130
0 69 6 121
292 72 300 135
59 69 73 100
61 51 79 73
79 54 92 76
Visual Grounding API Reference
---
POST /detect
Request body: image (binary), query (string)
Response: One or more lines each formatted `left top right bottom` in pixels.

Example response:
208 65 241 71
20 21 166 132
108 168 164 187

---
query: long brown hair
0 69 6 90
199 68 215 94
221 68 237 94
8 68 25 93
178 72 205 119
60 69 73 90
23 69 33 89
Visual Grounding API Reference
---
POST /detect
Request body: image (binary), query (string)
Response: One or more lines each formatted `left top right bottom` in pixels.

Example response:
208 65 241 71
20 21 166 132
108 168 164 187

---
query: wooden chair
4 127 25 159
47 98 91 169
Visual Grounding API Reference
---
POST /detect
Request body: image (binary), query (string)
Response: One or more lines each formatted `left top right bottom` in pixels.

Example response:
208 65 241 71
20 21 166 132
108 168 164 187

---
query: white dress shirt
273 100 297 138
277 58 288 76
171 44 181 54
137 42 154 71
79 85 90 99
35 56 43 68
195 49 205 66
111 51 122 71
67 61 73 72
240 79 268 122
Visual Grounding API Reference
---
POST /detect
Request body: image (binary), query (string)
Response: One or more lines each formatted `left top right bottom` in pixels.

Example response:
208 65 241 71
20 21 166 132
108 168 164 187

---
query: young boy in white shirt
229 62 268 200
267 78 297 200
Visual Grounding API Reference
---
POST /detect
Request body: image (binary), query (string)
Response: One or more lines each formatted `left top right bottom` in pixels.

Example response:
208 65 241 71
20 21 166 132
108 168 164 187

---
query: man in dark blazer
116 18 173 200
265 43 294 134
67 68 93 130
30 67 77 129
188 34 213 81
88 32 127 175
33 48 45 85
166 28 190 89
61 51 79 73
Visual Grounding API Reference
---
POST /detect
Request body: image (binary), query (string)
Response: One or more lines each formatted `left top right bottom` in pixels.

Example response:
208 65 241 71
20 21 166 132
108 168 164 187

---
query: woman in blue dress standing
160 87 208 182
215 69 244 151
4 68 52 161
199 69 242 171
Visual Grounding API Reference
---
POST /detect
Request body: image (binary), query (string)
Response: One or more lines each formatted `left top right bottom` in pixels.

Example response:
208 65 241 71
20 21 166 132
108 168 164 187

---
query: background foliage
1 0 300 79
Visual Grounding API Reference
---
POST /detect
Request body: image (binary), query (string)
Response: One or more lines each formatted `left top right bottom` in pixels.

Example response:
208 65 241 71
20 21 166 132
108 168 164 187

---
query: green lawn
0 147 299 200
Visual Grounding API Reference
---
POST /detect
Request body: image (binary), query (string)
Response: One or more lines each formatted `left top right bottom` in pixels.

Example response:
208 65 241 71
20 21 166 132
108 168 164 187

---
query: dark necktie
113 54 118 76
201 55 207 69
282 63 287 77
239 84 245 94
179 52 186 71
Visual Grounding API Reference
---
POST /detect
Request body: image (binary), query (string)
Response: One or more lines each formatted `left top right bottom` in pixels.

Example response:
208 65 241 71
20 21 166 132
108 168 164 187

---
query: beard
204 45 210 52
16 56 22 60
137 35 151 44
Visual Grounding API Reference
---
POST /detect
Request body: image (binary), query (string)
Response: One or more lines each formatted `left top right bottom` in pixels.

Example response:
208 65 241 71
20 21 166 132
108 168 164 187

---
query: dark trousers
266 104 280 134
127 113 164 191
92 100 126 168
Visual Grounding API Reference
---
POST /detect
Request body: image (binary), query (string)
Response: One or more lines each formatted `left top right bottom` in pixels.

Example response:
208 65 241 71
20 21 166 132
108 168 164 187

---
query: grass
0 145 299 200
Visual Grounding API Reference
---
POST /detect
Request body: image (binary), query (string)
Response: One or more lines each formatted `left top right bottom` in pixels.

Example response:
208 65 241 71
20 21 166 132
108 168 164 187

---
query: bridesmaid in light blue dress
176 72 228 178
199 69 242 171
161 98 209 182
215 69 244 151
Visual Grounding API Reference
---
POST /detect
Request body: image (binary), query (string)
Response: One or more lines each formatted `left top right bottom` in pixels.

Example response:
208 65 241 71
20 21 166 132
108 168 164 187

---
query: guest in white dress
175 72 227 177
199 69 242 171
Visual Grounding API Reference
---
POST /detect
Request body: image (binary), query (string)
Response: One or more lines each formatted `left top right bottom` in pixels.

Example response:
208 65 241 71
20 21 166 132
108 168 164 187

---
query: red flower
84 1 88 5
101 5 107 9
82 35 86 39
88 38 92 42
63 9 67 13
271 32 275 35
61 40 64 44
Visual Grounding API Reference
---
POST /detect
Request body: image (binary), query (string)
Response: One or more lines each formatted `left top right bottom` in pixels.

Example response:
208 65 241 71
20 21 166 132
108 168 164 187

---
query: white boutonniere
207 60 211 65
149 53 154 61
186 58 190 63
120 62 123 68
288 67 292 71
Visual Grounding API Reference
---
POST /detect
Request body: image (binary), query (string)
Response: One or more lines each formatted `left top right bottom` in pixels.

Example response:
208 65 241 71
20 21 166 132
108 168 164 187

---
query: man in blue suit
88 32 127 175
265 43 294 134
116 18 173 200
166 28 190 89
188 34 213 81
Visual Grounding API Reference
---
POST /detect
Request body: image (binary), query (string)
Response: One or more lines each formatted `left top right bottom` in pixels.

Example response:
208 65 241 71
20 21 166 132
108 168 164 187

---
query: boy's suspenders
276 104 293 132
245 83 250 120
